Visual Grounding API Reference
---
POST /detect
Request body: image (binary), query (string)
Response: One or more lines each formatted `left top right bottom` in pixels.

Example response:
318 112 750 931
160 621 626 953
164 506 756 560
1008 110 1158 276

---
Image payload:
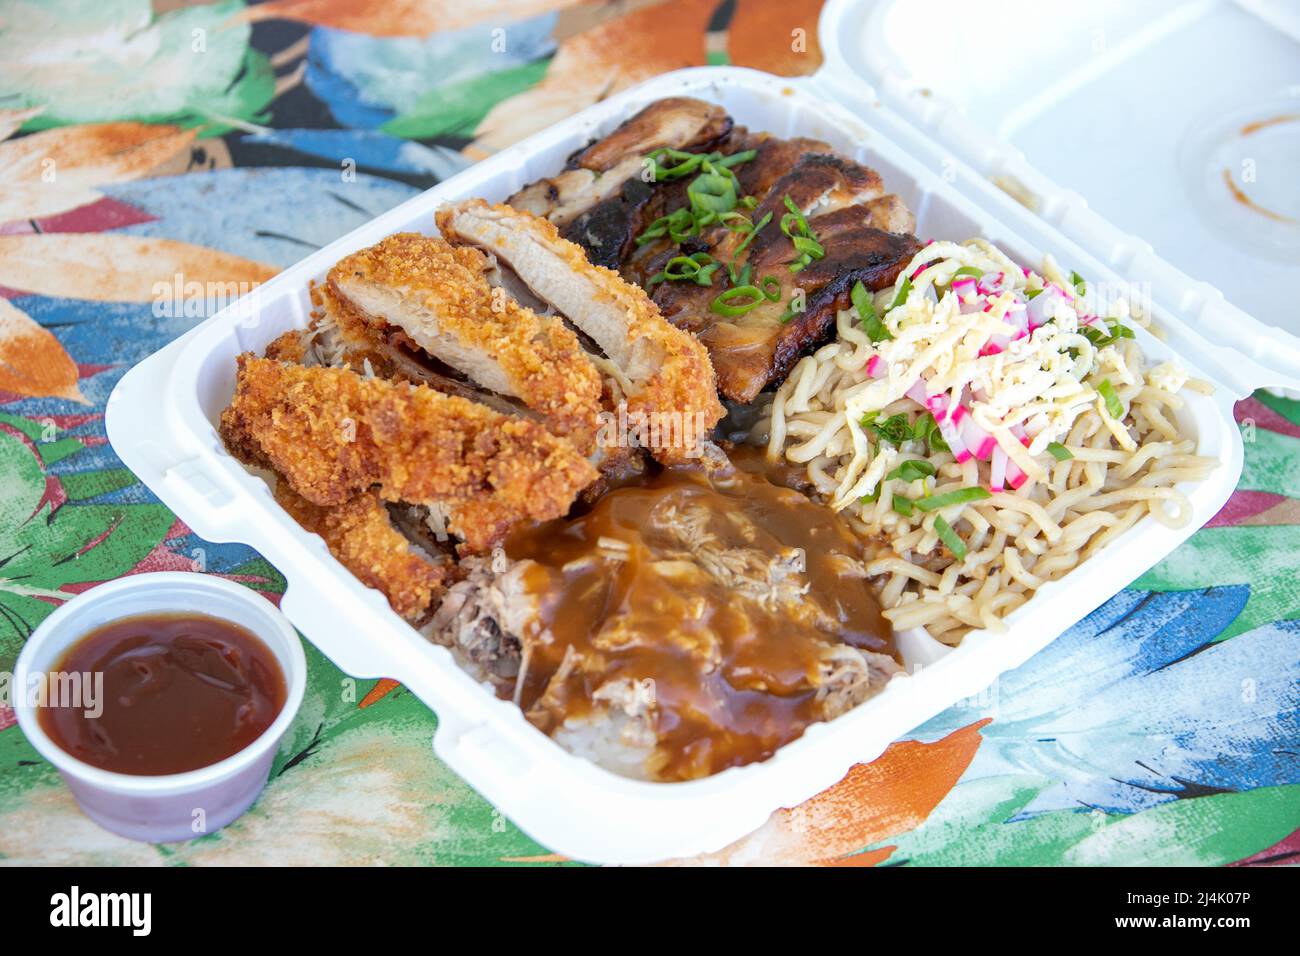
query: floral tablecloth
1 0 1296 866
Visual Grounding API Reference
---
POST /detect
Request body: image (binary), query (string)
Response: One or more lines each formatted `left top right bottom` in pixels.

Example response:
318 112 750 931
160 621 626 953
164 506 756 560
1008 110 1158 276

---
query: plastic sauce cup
13 572 306 843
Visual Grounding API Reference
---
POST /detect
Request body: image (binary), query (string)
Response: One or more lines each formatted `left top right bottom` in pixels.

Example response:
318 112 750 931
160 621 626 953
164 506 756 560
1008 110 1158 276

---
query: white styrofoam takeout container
106 11 1300 862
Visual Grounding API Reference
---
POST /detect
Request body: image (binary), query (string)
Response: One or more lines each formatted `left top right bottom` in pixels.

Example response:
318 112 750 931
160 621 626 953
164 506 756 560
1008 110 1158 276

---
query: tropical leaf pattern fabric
0 0 1296 866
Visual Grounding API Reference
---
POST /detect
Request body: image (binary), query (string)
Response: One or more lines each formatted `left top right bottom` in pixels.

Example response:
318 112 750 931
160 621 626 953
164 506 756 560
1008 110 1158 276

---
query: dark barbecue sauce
38 613 287 775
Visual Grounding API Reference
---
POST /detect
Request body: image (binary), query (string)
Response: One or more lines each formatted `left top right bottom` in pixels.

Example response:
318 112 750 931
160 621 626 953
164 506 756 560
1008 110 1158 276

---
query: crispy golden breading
327 233 603 453
220 357 598 550
275 484 449 621
435 200 725 465
263 329 310 364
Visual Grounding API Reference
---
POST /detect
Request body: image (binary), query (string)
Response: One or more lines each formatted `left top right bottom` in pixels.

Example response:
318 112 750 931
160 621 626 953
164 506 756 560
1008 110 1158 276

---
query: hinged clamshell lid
813 0 1300 390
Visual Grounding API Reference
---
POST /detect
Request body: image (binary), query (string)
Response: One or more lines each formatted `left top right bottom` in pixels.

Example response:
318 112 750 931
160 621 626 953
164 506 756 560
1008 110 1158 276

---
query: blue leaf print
101 167 420 269
239 129 471 180
906 586 1300 815
305 16 558 130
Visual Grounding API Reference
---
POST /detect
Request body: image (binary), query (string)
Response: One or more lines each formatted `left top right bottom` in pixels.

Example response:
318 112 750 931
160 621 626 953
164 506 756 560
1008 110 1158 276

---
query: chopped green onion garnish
954 266 983 279
863 412 914 447
688 170 738 215
727 211 772 277
933 515 968 560
780 195 806 230
645 148 706 180
889 278 913 311
636 206 696 246
852 280 891 342
717 149 757 169
913 412 948 452
892 495 914 517
887 459 937 483
1025 287 1044 300
1080 319 1135 349
914 486 992 513
635 148 762 245
1046 441 1073 461
718 211 753 233
779 194 824 273
644 148 757 182
648 252 719 287
760 275 781 301
1097 378 1124 419
1069 269 1087 296
710 285 766 317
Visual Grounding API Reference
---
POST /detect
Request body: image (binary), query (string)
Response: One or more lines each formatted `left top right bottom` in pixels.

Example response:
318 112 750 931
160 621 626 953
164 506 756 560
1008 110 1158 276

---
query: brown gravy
505 450 894 780
38 613 287 775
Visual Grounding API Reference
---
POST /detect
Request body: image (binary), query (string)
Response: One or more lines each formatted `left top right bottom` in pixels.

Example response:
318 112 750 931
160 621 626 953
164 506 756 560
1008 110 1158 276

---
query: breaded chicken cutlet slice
435 199 725 465
220 356 598 552
291 284 532 420
327 233 603 454
275 484 450 622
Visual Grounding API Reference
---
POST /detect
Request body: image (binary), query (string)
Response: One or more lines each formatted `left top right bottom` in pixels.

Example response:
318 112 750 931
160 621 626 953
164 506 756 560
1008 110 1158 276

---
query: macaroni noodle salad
753 239 1217 641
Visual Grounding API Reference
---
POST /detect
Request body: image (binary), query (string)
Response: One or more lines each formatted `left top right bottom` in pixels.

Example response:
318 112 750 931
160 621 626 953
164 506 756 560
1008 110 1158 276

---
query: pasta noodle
749 240 1217 641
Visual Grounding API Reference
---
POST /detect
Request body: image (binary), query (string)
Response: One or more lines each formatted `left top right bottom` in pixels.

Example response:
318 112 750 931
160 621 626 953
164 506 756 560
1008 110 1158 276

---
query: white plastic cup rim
13 571 306 798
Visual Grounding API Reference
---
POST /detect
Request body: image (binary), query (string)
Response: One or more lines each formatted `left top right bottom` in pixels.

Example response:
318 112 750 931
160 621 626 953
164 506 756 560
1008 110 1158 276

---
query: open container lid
816 0 1300 389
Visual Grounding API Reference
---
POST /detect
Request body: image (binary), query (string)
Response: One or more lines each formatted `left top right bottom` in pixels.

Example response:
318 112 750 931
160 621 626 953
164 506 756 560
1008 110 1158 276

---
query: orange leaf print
676 719 990 866
0 122 196 223
0 234 277 303
234 0 591 37
0 298 86 404
359 678 401 708
727 0 824 77
468 0 718 156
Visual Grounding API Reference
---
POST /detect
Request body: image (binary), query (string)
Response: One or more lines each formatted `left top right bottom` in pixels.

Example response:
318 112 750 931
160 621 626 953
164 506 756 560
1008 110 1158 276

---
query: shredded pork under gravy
430 450 900 781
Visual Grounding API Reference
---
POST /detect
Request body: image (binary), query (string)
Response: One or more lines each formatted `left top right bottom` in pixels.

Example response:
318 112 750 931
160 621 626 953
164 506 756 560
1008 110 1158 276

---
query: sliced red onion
911 258 939 281
1008 304 1030 338
1026 285 1066 328
976 271 1006 296
937 413 970 463
958 410 996 461
990 446 1008 491
866 354 887 378
905 378 928 405
1007 460 1029 490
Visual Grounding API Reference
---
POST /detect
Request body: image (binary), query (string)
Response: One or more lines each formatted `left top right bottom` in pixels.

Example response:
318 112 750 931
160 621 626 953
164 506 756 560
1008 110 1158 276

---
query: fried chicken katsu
327 233 604 454
220 356 597 551
275 485 451 622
